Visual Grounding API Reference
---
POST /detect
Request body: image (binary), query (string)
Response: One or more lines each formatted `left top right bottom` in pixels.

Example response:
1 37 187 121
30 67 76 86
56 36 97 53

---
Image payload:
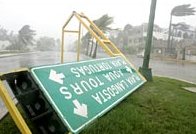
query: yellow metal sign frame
61 11 146 81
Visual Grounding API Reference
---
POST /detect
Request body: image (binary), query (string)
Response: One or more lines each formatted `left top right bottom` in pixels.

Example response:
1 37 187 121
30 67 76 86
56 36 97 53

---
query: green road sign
31 56 146 133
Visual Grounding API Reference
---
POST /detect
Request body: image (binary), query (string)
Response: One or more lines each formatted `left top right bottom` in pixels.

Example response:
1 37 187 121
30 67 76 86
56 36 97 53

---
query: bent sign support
31 56 146 133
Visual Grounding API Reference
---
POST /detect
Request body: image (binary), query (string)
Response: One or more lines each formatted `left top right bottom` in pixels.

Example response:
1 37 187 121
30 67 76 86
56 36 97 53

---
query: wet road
126 55 196 84
0 51 196 119
1 51 195 83
0 51 90 119
0 51 91 72
97 53 196 83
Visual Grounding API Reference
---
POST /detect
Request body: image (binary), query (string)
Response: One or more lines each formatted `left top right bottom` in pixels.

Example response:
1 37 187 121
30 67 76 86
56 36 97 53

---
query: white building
171 22 196 41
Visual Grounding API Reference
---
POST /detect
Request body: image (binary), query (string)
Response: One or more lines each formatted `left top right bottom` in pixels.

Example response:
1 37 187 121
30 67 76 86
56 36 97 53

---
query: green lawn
0 77 196 134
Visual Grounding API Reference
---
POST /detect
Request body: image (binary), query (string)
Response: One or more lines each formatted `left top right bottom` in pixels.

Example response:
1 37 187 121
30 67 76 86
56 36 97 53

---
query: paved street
126 55 196 84
0 51 196 120
97 53 196 83
0 51 90 120
0 51 91 72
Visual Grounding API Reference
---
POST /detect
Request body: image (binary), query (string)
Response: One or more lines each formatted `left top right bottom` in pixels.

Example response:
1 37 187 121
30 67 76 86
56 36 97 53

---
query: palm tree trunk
171 33 174 53
182 47 186 60
167 14 173 53
92 41 98 58
89 38 94 56
85 39 90 55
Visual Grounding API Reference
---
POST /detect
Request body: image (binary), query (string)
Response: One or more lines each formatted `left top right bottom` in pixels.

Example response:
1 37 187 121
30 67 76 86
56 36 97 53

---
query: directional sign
30 56 146 133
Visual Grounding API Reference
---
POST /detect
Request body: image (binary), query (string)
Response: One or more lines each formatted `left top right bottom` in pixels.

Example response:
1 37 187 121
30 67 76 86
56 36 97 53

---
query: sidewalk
0 100 7 120
152 56 196 64
0 99 17 120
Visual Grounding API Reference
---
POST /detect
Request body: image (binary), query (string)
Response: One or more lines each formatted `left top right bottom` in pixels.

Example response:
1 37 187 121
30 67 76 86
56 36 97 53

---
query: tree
55 38 61 51
0 26 8 41
81 32 91 55
122 24 132 51
18 25 36 48
36 36 56 51
91 14 113 58
167 4 195 53
81 14 113 58
0 26 19 50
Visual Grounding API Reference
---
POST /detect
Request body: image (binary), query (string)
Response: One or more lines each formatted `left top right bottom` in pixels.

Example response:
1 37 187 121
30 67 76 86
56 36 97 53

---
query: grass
0 112 20 134
0 77 196 134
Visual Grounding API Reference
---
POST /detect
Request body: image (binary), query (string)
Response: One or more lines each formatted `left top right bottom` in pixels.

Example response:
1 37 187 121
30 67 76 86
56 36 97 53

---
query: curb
0 99 18 121
0 51 40 58
151 57 196 64
155 75 196 85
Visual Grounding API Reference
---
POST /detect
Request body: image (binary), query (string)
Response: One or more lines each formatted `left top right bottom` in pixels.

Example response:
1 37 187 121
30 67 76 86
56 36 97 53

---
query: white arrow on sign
73 99 88 118
49 69 65 85
125 66 133 74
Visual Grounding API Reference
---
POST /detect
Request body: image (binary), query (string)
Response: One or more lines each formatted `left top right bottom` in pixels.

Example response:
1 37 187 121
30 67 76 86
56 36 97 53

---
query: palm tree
81 15 113 58
81 14 113 58
122 24 132 51
91 14 114 58
167 4 195 53
81 33 91 55
0 26 8 40
18 25 36 47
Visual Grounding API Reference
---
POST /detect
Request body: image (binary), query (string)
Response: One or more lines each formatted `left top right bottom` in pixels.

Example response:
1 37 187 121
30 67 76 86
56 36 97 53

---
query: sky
0 0 196 39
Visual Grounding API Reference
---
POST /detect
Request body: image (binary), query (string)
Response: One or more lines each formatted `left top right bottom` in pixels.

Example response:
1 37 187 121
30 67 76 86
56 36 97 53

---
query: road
0 51 90 120
0 51 196 120
0 51 91 72
97 53 196 83
1 51 195 83
125 55 196 84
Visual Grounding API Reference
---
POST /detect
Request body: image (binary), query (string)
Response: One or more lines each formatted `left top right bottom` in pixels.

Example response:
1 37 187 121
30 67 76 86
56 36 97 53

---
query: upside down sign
31 56 146 133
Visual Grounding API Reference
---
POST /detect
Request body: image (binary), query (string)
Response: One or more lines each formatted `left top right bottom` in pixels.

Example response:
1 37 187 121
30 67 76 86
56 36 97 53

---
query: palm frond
171 4 196 16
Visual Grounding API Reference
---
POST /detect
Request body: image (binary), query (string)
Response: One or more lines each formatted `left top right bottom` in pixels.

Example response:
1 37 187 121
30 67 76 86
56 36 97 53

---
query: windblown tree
36 36 56 51
18 25 36 49
91 14 113 58
0 26 9 41
122 24 132 51
82 32 91 55
167 4 195 53
82 14 113 58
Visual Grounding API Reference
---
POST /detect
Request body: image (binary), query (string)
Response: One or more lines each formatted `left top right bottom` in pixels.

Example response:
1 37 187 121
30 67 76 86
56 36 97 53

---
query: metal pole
61 29 64 63
139 0 157 81
167 14 172 54
77 23 81 62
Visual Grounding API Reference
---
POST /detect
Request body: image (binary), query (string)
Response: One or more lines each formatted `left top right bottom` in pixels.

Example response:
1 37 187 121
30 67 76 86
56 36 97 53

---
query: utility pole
167 14 173 54
139 0 157 81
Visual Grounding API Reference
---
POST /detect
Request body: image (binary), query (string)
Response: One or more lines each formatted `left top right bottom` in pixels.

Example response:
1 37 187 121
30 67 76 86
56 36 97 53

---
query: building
110 22 196 61
172 22 196 41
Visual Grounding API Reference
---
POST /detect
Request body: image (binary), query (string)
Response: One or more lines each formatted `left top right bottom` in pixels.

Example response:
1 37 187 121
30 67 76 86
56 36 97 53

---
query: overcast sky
0 0 196 38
